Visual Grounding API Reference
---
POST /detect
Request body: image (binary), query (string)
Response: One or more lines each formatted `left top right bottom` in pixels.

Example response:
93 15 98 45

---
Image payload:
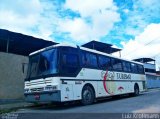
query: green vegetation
0 109 17 114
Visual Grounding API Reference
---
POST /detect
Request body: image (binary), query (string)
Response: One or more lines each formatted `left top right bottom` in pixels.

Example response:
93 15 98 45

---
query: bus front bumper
24 90 61 103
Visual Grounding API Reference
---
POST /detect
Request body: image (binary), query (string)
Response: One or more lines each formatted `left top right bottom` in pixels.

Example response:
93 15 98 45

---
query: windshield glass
27 49 58 79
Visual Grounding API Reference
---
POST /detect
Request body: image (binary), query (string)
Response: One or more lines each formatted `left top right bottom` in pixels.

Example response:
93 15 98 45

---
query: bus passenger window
82 54 89 66
89 53 98 68
131 63 138 73
122 61 131 72
82 52 98 68
111 59 123 71
61 53 79 75
138 65 144 74
62 54 78 66
98 56 111 70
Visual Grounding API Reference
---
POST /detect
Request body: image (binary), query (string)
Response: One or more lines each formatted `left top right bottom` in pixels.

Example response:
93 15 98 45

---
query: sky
0 0 160 70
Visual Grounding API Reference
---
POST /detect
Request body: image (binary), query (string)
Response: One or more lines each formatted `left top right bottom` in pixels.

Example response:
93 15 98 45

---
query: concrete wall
0 52 28 100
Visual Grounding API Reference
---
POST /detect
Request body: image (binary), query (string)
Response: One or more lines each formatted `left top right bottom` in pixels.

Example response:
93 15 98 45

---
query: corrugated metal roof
0 29 58 56
133 58 155 63
81 40 121 54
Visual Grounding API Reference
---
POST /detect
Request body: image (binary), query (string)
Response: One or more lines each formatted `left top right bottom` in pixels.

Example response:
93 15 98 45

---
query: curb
0 102 34 114
147 88 160 92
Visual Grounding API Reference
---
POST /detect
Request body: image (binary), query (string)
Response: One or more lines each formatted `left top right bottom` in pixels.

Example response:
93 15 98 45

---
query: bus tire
133 84 139 96
81 85 95 105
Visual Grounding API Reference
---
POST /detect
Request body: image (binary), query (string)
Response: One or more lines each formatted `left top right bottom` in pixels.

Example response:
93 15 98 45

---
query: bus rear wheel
133 84 139 96
81 85 95 105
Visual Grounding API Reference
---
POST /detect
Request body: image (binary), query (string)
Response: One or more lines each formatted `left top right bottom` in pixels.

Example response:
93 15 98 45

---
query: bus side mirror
22 63 28 74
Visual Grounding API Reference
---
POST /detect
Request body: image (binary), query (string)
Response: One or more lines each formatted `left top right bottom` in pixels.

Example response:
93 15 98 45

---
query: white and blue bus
24 44 146 105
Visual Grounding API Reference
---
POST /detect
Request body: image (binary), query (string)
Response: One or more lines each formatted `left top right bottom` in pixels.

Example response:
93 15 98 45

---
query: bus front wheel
81 85 95 105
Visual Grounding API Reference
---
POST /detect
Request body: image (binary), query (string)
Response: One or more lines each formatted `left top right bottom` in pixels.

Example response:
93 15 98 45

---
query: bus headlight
44 85 57 91
24 88 30 93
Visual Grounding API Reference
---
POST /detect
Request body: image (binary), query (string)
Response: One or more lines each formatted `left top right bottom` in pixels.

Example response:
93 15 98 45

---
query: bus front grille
30 87 44 92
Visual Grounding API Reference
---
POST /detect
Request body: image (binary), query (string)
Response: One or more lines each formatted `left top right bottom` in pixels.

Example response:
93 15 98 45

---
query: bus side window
131 63 138 73
137 65 144 74
62 53 79 66
82 52 86 66
111 58 123 71
88 53 98 68
61 53 79 75
122 61 131 72
82 51 98 68
82 52 89 66
98 55 111 70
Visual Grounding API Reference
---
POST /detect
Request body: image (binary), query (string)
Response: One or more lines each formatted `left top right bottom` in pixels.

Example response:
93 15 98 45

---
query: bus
24 44 146 105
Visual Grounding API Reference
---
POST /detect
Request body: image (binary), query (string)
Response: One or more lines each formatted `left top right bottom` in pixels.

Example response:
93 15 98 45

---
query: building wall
144 63 156 70
0 52 28 100
146 74 160 89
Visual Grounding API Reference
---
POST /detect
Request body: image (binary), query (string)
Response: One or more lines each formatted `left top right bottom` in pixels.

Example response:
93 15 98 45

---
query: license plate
34 94 40 100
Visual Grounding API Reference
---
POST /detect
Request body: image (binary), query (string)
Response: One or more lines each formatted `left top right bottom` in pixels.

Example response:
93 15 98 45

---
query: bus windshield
26 48 58 80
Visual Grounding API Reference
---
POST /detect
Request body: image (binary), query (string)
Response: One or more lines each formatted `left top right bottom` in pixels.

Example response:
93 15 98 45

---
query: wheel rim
83 89 92 103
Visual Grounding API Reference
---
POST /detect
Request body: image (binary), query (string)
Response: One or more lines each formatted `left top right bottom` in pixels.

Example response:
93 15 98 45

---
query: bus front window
27 49 58 79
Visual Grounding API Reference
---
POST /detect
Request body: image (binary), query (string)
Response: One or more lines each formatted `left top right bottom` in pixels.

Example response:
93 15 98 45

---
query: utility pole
6 39 9 53
6 36 9 53
119 51 121 58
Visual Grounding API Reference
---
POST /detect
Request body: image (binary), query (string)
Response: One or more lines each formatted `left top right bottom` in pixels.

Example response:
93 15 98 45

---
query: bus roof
29 44 143 65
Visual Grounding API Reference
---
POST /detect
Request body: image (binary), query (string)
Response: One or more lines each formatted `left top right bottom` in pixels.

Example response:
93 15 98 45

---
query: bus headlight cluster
44 85 57 91
24 88 30 93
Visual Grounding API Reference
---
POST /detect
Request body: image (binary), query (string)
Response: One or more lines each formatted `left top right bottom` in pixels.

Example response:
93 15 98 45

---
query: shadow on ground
29 94 143 111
